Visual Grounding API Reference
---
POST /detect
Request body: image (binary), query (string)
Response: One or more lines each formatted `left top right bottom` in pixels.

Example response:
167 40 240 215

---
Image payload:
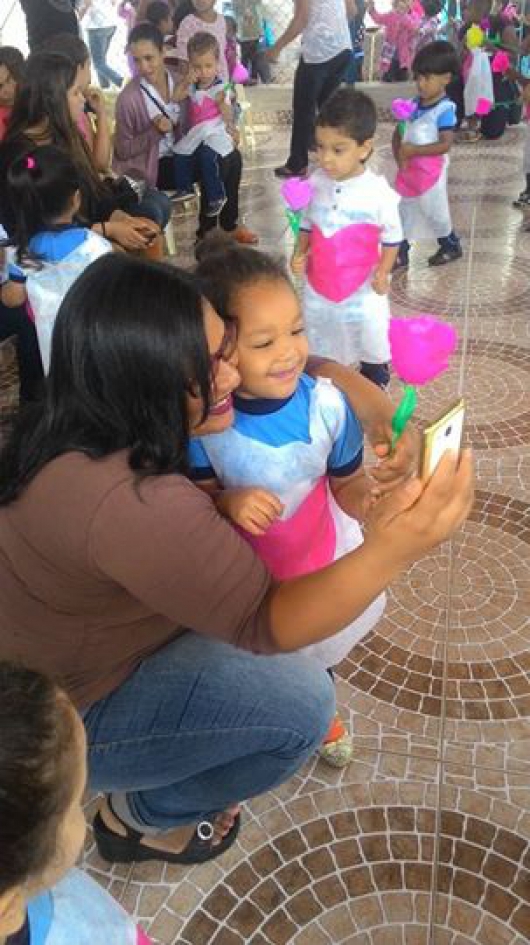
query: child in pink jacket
367 0 417 81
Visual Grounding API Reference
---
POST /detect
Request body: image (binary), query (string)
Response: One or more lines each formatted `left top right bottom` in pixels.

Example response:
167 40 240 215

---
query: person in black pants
19 0 79 52
266 0 354 178
0 301 43 402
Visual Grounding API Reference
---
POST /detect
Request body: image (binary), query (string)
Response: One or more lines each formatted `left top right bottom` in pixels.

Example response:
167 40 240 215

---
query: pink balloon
280 176 314 211
232 62 250 83
492 51 510 74
389 316 458 385
475 97 493 115
391 98 417 121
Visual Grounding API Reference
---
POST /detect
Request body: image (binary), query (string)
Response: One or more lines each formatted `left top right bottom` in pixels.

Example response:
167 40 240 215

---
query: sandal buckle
197 820 215 842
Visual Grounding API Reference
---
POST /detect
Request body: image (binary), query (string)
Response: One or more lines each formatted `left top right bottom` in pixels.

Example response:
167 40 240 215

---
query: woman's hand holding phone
365 449 474 567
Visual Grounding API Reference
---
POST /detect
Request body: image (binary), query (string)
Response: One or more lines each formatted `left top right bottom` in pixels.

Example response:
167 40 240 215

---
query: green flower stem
391 383 417 450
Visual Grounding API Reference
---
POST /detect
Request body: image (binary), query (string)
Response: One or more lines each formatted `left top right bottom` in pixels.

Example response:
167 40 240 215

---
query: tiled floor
82 110 530 944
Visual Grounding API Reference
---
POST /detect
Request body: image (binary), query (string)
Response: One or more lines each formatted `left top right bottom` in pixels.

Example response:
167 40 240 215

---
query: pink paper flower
280 176 314 212
389 316 458 386
475 97 492 115
391 98 417 121
232 62 250 84
492 51 510 74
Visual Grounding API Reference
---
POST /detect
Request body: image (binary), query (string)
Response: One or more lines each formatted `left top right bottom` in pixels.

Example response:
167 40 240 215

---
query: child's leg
173 153 196 197
197 144 226 216
359 299 391 389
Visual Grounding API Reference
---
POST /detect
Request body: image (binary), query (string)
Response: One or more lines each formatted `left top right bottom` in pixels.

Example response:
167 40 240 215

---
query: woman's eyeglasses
209 320 238 373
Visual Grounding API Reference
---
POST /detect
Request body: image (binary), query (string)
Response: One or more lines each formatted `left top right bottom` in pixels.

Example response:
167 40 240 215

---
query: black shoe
513 190 530 208
428 244 463 267
93 801 241 865
274 164 308 179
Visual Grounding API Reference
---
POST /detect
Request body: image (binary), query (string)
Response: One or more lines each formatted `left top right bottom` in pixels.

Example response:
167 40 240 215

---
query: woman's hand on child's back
216 487 284 536
365 449 474 567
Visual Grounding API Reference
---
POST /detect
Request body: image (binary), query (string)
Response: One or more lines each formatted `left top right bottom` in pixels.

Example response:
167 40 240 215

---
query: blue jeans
130 187 171 229
174 145 226 206
84 631 335 833
87 26 123 89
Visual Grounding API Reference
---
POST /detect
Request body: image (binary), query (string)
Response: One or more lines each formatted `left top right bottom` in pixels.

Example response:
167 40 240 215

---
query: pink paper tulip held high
391 98 417 121
389 316 458 386
280 176 314 212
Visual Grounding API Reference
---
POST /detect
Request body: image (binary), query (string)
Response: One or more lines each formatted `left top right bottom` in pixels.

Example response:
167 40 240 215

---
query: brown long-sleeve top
0 452 274 709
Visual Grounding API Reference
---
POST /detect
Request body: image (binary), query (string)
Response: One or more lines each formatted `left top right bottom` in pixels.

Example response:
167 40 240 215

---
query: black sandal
93 799 241 865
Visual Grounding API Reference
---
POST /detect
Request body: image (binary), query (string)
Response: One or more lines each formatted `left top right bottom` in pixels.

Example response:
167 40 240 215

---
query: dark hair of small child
195 234 290 323
128 21 164 51
145 1 173 33
0 662 76 896
412 40 460 77
187 31 220 59
7 145 81 261
316 88 377 145
0 46 25 86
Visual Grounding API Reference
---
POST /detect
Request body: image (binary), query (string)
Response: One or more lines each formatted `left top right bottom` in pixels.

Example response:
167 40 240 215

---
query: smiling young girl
0 48 24 142
193 240 387 767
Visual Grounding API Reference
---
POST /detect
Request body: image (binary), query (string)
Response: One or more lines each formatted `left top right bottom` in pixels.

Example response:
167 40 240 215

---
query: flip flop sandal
93 800 241 865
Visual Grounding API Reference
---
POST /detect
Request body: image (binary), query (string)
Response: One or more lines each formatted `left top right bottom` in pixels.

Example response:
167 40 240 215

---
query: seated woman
0 51 170 252
113 22 257 243
0 252 472 866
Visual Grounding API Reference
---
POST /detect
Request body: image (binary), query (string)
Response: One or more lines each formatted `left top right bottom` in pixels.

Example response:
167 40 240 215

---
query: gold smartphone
419 399 466 482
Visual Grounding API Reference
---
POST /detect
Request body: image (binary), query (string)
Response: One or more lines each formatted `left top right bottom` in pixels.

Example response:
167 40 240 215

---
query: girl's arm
400 128 454 159
329 467 374 521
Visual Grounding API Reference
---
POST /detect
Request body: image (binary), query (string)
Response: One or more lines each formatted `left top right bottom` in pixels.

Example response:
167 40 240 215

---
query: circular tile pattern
338 491 530 725
391 254 530 316
410 341 530 449
176 797 530 945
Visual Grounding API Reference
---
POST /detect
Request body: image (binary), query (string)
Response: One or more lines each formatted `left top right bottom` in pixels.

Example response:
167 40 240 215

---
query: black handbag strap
140 83 174 123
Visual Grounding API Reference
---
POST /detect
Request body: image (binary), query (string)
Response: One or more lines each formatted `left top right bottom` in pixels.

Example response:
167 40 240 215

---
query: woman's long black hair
0 254 212 505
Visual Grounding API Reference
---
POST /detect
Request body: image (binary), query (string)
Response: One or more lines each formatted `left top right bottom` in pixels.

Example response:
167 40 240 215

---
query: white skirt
302 277 391 367
399 164 452 241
